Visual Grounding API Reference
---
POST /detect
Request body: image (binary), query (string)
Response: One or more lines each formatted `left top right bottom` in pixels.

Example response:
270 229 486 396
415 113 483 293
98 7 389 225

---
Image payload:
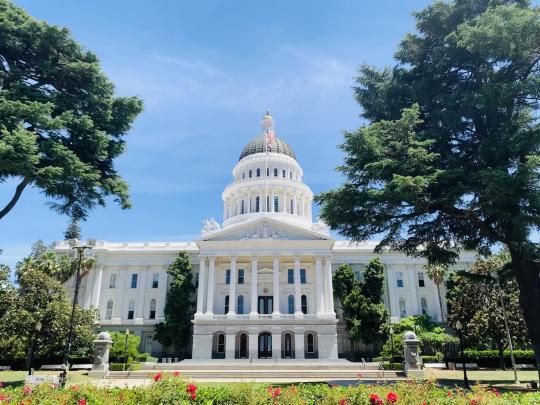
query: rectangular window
128 310 134 320
300 269 306 284
109 274 117 289
152 273 159 288
238 269 244 284
396 272 404 288
225 269 231 285
149 310 156 319
287 269 294 284
282 169 286 178
131 273 138 289
418 272 425 287
354 271 361 281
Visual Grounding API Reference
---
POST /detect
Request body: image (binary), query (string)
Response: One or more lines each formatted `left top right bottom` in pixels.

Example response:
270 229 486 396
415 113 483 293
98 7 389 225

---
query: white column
295 332 305 359
91 266 103 308
294 256 302 315
272 256 280 316
315 256 324 314
228 256 237 315
247 192 251 213
115 267 127 318
225 334 235 359
408 266 420 315
272 331 281 359
196 256 207 315
324 256 335 314
205 256 216 315
293 196 298 215
271 191 275 212
135 268 147 318
250 256 258 317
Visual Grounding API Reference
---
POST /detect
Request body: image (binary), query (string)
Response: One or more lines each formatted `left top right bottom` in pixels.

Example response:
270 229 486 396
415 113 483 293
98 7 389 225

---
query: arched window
421 297 428 315
290 172 293 180
217 333 225 353
399 298 407 318
288 295 294 314
237 295 244 314
274 168 278 177
255 196 260 212
274 196 279 212
290 199 294 214
127 300 135 320
225 296 230 314
266 196 270 212
307 333 315 353
105 300 113 320
266 168 270 176
249 170 252 178
282 169 286 178
241 200 245 214
256 168 261 177
301 295 308 314
149 299 156 319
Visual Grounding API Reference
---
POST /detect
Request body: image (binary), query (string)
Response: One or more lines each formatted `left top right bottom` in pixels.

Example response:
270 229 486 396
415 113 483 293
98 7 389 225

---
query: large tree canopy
0 0 143 220
316 0 540 378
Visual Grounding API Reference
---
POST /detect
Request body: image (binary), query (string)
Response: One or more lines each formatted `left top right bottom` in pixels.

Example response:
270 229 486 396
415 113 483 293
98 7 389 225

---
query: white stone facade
56 114 474 360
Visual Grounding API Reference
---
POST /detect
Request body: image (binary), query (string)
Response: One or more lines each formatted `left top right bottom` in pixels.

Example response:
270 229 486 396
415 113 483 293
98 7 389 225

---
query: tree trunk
0 178 30 220
436 283 445 322
508 245 540 382
497 341 505 370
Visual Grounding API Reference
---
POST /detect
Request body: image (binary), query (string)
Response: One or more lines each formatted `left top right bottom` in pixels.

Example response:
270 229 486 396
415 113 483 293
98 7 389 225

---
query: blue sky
3 0 535 269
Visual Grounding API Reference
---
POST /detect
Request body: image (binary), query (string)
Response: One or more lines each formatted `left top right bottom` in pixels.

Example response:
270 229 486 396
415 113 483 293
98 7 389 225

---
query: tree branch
0 178 31 220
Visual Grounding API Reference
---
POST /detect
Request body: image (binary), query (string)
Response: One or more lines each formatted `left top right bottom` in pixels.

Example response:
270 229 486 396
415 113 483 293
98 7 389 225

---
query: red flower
447 391 453 397
369 393 383 405
339 399 349 405
22 386 32 395
0 394 7 401
470 400 479 405
386 391 398 403
153 372 163 382
190 392 196 401
173 371 181 377
267 387 281 398
0 382 3 388
78 400 87 405
492 388 501 397
421 402 427 405
187 383 197 394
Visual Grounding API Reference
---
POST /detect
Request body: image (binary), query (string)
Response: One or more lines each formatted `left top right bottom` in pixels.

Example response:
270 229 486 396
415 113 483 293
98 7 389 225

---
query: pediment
199 217 331 242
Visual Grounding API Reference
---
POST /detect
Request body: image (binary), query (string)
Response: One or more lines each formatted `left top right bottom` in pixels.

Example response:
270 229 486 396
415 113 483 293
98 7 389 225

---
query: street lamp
455 320 470 389
389 326 395 367
27 320 42 376
60 242 92 387
123 328 130 371
491 270 520 384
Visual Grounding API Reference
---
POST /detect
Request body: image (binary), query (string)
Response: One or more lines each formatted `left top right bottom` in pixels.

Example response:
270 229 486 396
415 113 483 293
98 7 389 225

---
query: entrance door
258 333 272 358
239 334 248 359
258 296 273 314
284 333 293 358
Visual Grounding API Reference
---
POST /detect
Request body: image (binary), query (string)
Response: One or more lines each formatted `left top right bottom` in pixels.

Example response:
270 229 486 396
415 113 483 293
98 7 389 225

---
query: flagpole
265 127 268 213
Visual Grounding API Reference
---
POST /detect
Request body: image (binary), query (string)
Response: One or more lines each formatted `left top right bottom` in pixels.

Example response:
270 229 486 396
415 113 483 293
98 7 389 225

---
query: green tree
64 218 81 241
154 251 195 358
0 0 143 221
332 264 356 301
0 266 96 366
109 332 143 364
316 0 540 378
447 252 530 368
335 258 389 347
425 264 448 322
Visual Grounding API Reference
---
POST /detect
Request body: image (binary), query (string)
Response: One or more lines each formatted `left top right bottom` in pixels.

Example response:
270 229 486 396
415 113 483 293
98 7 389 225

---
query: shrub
446 349 536 368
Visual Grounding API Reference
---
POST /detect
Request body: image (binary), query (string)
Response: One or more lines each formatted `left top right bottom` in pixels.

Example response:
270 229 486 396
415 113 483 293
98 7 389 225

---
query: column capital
273 255 280 261
314 255 323 262
230 255 237 264
250 255 258 262
208 255 216 263
199 255 207 261
323 255 333 262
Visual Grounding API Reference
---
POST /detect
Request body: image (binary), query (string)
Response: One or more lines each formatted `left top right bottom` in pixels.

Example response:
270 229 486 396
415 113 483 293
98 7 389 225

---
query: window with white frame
287 269 294 284
288 295 294 314
256 168 261 177
396 272 404 288
274 168 278 177
109 274 117 289
237 295 244 314
238 269 244 284
418 271 425 287
149 299 157 319
127 300 135 320
105 300 113 320
274 196 279 212
224 295 229 314
421 297 428 315
131 273 138 289
282 169 286 178
225 269 231 284
301 295 308 314
300 269 306 284
399 298 406 317
152 273 159 288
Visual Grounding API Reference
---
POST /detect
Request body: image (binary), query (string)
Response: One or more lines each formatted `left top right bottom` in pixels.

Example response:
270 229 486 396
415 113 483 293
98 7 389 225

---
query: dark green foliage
335 257 389 345
109 332 144 364
447 349 537 368
316 0 540 378
332 264 356 301
64 218 81 240
154 251 195 356
0 0 143 221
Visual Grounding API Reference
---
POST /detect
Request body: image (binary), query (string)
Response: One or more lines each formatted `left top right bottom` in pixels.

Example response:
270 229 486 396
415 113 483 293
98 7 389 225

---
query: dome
239 135 296 161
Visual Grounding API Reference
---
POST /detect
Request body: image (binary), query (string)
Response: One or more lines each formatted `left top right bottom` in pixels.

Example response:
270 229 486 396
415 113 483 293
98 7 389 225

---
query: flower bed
0 376 539 404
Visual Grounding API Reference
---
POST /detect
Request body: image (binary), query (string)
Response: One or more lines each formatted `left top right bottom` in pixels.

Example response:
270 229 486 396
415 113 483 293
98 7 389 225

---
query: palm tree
425 263 448 322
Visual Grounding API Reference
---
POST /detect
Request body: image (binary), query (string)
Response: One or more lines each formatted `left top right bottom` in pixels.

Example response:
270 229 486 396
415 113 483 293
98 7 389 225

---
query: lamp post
60 242 92 387
389 326 395 367
455 321 470 389
123 328 130 371
27 321 42 376
491 270 520 384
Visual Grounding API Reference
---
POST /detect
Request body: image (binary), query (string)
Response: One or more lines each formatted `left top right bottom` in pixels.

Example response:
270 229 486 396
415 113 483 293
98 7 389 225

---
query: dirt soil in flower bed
0 374 539 404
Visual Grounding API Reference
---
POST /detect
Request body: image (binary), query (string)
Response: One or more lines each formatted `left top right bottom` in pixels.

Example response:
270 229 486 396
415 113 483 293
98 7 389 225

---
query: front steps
106 360 405 381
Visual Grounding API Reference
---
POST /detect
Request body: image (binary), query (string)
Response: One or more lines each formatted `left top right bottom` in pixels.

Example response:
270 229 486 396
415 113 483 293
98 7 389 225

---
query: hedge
0 375 538 404
109 362 142 371
447 350 536 368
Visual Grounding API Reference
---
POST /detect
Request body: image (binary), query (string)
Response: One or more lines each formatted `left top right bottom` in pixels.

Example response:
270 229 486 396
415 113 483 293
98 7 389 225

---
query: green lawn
0 370 94 387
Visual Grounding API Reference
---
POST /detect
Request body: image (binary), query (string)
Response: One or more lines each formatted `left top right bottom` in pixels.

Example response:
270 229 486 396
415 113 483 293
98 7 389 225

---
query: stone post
89 332 113 378
403 331 424 377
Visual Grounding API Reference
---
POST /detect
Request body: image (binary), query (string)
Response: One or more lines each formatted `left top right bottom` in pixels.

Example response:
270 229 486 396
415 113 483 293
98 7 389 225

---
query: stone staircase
106 360 405 381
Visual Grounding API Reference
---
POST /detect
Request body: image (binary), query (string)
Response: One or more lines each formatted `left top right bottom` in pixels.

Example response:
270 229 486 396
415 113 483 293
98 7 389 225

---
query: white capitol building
56 114 474 361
